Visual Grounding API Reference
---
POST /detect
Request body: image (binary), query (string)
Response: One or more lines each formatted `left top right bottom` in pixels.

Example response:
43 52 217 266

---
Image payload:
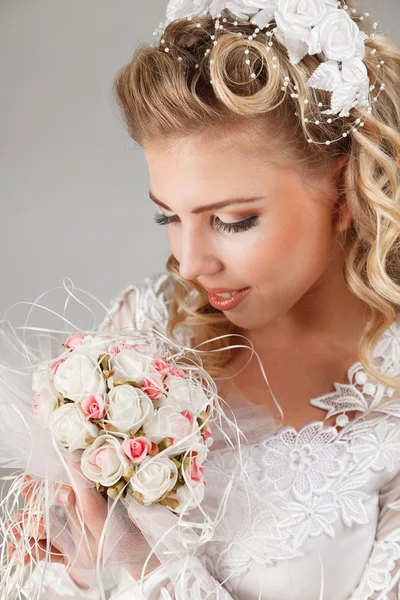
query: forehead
144 127 292 178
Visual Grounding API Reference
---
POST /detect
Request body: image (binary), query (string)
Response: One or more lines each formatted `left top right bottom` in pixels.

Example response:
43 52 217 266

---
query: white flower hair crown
153 1 386 145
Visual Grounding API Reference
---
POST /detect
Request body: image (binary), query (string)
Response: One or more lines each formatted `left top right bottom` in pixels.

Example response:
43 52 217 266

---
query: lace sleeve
351 458 400 599
98 272 176 336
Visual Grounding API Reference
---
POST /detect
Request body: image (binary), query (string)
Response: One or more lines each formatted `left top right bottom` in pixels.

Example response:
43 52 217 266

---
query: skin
144 125 370 357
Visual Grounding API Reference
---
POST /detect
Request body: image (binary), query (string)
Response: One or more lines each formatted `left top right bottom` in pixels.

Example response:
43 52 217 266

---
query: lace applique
351 540 400 599
350 419 400 473
260 422 349 501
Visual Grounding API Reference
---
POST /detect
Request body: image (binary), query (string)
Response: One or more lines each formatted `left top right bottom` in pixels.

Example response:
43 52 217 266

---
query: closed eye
154 213 259 234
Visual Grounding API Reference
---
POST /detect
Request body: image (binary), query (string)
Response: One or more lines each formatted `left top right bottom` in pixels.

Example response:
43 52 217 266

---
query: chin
222 311 260 330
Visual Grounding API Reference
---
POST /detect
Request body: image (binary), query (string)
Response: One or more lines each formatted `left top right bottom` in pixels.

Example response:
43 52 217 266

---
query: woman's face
144 129 352 334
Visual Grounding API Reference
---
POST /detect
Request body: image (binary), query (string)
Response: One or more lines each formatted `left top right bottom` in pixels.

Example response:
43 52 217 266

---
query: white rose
157 376 209 414
49 403 100 452
172 481 205 514
109 349 160 387
80 434 129 487
310 9 361 62
129 455 178 505
106 385 155 434
32 364 60 424
275 0 328 43
167 0 209 22
72 335 110 362
53 354 106 402
144 406 202 456
209 0 273 21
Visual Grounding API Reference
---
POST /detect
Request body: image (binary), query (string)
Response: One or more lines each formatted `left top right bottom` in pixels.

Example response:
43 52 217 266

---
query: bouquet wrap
0 279 281 599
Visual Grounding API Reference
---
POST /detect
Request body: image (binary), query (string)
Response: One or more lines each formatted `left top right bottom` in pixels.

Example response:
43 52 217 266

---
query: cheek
235 204 334 281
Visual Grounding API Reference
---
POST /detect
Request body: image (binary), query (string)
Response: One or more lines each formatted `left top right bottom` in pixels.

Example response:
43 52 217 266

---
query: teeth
215 291 239 298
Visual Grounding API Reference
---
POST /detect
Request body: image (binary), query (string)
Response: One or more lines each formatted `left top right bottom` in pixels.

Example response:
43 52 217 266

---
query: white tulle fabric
5 272 400 600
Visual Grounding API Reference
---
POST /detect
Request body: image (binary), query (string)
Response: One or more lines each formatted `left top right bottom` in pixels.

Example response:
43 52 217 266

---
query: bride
6 0 400 598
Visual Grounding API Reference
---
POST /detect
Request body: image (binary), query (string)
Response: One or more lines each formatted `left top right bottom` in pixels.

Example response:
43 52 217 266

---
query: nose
177 228 222 282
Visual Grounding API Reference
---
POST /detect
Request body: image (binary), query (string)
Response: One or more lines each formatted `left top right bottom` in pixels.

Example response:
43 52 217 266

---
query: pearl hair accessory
152 1 386 145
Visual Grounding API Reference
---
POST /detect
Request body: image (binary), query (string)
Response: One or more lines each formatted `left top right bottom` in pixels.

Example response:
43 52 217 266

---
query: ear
331 154 353 233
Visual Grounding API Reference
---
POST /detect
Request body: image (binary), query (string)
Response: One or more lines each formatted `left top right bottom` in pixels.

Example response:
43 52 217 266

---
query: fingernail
57 487 74 506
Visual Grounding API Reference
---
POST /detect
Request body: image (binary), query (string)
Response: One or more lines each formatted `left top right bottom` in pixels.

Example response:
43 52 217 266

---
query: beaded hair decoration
152 0 386 145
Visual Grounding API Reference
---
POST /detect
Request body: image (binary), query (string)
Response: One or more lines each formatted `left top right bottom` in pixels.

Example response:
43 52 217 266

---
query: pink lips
207 287 252 311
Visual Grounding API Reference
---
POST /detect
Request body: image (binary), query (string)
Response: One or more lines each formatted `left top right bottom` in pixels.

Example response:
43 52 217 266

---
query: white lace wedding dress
22 272 400 600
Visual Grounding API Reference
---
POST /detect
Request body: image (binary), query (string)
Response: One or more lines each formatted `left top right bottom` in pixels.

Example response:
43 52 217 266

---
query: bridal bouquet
32 332 213 514
0 280 277 599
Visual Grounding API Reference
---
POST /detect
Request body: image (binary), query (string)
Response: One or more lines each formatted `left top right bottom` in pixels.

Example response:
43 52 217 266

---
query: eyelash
153 213 259 234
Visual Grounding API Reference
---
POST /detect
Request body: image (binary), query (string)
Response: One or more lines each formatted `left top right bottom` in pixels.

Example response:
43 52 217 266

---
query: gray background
0 0 399 575
0 0 399 317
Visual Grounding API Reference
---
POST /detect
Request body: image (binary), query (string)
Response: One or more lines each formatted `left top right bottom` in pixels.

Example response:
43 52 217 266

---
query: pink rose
202 424 212 442
168 366 185 379
131 343 159 358
153 358 170 378
49 358 66 376
141 377 164 401
181 410 194 425
120 342 136 350
81 393 106 421
185 456 205 487
122 436 152 464
65 334 85 349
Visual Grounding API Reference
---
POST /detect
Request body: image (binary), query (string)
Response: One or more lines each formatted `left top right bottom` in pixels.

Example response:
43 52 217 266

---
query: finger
65 461 108 540
20 475 75 511
53 485 76 507
20 475 38 505
5 510 46 542
7 537 66 567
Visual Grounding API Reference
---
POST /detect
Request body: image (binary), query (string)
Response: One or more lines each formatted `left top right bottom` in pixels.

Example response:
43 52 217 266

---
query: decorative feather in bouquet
0 279 279 600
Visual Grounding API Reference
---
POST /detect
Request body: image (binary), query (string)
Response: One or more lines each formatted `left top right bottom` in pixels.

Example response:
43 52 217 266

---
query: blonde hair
113 4 400 401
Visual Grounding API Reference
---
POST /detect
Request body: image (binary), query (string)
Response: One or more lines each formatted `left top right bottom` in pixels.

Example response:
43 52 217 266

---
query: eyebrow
149 191 265 215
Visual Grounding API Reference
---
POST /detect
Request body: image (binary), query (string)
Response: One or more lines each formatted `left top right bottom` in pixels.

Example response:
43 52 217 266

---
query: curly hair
112 2 400 403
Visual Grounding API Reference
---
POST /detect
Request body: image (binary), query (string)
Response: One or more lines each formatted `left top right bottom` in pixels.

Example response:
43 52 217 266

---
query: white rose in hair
144 405 202 456
49 403 100 452
106 385 155 434
80 434 129 487
157 376 209 413
275 0 328 39
109 349 161 387
129 455 178 505
309 9 361 62
172 481 205 514
32 365 60 424
167 0 209 21
53 354 106 402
